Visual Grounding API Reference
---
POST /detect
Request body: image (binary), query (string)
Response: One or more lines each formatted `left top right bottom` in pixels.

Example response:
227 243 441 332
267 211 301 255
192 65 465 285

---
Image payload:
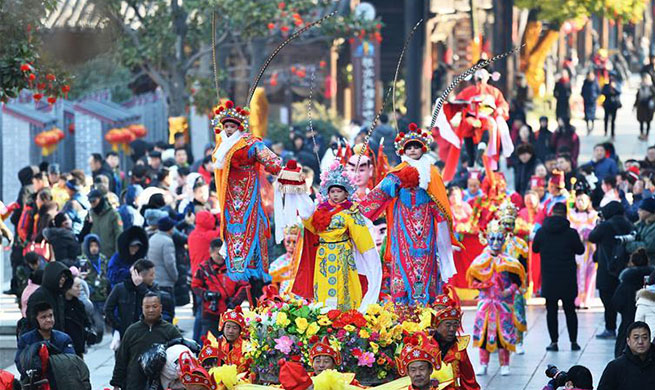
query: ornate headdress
530 175 545 189
309 336 342 366
498 200 518 227
431 285 462 328
396 333 440 376
219 306 246 332
319 161 356 199
277 160 306 194
549 169 565 189
432 306 463 328
394 122 432 155
283 223 302 236
478 219 504 245
179 351 218 390
198 332 220 364
211 100 250 134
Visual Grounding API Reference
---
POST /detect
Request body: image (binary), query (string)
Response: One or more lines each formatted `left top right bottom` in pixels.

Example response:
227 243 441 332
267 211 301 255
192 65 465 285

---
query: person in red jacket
188 210 220 275
191 239 250 338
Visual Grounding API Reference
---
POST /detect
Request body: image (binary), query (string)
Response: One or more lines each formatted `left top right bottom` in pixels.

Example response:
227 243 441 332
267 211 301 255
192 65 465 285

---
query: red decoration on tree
20 64 31 72
28 74 36 81
32 93 43 102
319 60 326 68
280 25 289 33
278 1 286 10
37 82 46 90
47 96 56 105
267 23 275 30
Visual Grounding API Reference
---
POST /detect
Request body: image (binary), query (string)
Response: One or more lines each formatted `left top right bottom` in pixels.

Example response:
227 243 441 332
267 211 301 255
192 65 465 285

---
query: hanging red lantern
127 124 147 139
61 85 70 99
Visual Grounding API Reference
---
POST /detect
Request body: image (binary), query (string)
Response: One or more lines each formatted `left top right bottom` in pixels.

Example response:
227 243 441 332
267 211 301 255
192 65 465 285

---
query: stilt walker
467 219 526 376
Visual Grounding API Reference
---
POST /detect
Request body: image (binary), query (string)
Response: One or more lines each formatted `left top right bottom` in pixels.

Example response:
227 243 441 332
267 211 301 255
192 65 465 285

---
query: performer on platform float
291 162 380 311
359 123 459 306
467 219 526 376
211 100 282 293
396 334 442 390
269 224 301 297
197 307 251 374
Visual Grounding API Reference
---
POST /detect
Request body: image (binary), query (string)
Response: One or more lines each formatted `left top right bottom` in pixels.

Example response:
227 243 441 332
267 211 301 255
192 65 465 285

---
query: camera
204 291 221 312
545 365 568 387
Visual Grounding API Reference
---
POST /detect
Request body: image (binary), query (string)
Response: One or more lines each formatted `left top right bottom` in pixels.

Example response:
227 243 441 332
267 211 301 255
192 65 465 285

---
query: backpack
48 353 91 390
607 238 629 277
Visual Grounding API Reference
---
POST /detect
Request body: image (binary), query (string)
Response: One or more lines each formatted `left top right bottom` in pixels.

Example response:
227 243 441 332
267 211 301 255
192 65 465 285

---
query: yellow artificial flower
276 312 291 327
366 303 382 316
306 322 320 337
343 324 356 333
317 315 331 326
295 317 309 334
418 310 432 330
401 321 419 333
369 341 379 354
359 329 370 339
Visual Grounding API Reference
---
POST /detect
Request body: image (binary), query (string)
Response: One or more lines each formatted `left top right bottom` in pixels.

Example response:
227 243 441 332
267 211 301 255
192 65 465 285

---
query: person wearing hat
47 163 69 208
626 197 655 264
529 175 547 203
107 226 149 288
211 100 282 294
61 178 90 236
360 122 460 306
147 216 178 302
213 307 250 374
88 188 123 259
430 292 479 390
569 180 599 309
396 335 441 390
540 170 568 218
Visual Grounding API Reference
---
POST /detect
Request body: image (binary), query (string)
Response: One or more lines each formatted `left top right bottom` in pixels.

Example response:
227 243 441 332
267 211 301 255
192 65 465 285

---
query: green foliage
0 0 70 102
515 0 647 26
68 55 133 102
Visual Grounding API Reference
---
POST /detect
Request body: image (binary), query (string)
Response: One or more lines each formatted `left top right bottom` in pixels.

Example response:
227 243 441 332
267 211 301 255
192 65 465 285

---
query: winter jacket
15 329 75 375
601 83 622 111
25 262 73 332
589 202 635 291
191 260 250 320
635 84 655 122
597 343 655 390
172 229 191 306
513 154 538 195
92 162 117 193
635 287 655 336
585 157 618 182
61 192 89 236
148 231 178 288
77 234 110 302
551 129 580 167
534 126 553 162
20 279 40 318
626 220 655 265
554 79 572 120
89 198 123 258
612 265 654 357
63 297 91 356
533 215 585 300
188 211 220 275
107 226 149 288
42 227 81 266
104 277 174 336
581 78 600 120
110 318 181 390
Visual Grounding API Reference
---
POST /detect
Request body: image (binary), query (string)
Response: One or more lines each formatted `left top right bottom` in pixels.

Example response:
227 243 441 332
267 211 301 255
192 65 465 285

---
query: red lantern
127 124 147 139
268 23 275 30
280 25 289 33
47 96 57 105
32 93 43 102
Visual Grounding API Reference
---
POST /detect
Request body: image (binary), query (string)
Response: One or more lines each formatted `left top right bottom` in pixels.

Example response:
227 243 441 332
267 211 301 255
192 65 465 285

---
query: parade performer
516 190 544 295
430 302 480 390
568 180 598 309
211 100 282 290
179 350 219 390
269 224 301 297
359 122 459 305
440 66 512 180
309 336 343 375
198 307 251 374
498 202 529 355
345 143 389 201
291 162 381 311
467 219 526 376
539 170 568 218
462 170 483 202
466 172 521 234
396 334 441 390
448 187 473 236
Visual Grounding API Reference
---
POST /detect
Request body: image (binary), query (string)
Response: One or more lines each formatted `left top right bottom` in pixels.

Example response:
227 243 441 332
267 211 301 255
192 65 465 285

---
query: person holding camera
542 365 593 390
191 239 250 338
589 201 634 339
598 321 655 390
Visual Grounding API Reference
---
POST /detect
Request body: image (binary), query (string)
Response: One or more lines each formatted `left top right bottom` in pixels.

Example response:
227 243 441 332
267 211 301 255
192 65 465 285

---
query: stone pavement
1 294 618 390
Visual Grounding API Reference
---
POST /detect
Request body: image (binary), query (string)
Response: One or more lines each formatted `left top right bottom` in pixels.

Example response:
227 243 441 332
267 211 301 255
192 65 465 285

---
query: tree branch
184 30 229 71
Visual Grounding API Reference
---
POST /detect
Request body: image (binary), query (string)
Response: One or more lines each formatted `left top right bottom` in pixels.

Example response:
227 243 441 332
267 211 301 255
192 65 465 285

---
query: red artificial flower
309 335 319 344
225 100 234 108
20 64 31 72
32 93 43 101
352 348 362 358
268 23 275 30
28 74 36 81
327 328 333 333
280 25 289 33
290 355 301 362
45 74 56 81
47 96 56 104
294 19 303 26
408 123 417 131
37 83 46 90
270 79 278 87
242 109 249 115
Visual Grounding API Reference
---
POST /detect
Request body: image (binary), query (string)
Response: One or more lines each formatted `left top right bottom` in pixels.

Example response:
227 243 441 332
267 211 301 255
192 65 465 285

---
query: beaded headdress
319 161 356 199
394 122 432 155
211 100 250 134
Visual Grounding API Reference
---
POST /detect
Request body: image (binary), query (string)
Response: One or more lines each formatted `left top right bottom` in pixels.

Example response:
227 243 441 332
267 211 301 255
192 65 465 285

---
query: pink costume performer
568 180 598 308
466 219 526 376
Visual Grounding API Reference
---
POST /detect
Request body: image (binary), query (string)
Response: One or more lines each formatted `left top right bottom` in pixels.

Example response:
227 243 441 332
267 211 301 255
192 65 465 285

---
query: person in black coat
42 213 82 267
601 78 622 138
554 75 572 122
25 261 73 333
104 259 174 337
533 203 585 351
597 321 655 390
512 143 539 195
63 277 91 357
589 201 635 339
612 248 654 357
